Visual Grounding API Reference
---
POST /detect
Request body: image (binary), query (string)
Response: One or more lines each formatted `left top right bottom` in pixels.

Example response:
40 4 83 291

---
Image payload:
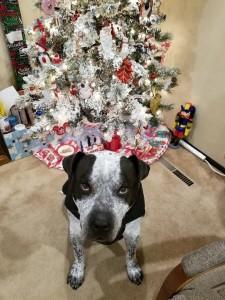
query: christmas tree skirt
33 124 170 170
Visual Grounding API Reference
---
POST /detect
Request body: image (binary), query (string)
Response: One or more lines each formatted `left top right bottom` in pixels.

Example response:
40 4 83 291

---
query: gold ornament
0 100 7 117
150 93 161 115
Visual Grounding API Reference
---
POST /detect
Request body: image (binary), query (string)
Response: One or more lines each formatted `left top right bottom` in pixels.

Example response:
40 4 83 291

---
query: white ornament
38 52 51 67
144 79 151 86
120 37 130 59
99 26 115 60
90 82 96 88
51 97 80 126
156 109 164 121
138 33 146 41
132 61 148 77
150 14 160 24
130 28 136 35
83 90 105 116
113 56 123 69
79 83 93 100
146 59 152 66
64 39 77 57
128 0 140 11
130 101 152 127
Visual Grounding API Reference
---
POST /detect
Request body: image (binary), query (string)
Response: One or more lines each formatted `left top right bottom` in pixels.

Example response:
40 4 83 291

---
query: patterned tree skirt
34 123 171 170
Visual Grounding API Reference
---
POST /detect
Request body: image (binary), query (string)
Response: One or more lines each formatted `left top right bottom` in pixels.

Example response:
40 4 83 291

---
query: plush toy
170 102 196 147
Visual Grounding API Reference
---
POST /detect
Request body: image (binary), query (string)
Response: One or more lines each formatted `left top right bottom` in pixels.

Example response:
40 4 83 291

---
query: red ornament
52 53 62 64
116 58 133 84
70 84 78 96
72 12 80 22
149 72 158 80
53 122 69 135
104 133 122 152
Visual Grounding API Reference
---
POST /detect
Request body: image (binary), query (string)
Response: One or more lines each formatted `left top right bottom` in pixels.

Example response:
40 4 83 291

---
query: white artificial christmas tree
21 0 179 145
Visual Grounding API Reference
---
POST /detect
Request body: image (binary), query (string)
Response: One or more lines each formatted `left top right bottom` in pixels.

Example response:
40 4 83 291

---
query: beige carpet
0 148 224 300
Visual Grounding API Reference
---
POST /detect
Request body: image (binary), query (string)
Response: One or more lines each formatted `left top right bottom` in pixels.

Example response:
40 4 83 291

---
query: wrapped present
3 128 54 161
34 139 80 169
33 138 104 170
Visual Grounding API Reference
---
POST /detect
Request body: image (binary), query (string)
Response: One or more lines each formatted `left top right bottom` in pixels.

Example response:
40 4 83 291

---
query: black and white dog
62 151 150 289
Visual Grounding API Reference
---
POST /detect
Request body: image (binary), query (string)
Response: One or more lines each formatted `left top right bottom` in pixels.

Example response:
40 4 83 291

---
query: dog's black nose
90 211 112 232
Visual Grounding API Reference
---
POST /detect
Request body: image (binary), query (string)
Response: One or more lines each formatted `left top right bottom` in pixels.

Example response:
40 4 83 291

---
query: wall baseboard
183 139 225 175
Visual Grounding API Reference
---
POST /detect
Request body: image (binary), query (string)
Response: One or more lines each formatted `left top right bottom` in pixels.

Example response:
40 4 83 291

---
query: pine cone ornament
116 58 133 84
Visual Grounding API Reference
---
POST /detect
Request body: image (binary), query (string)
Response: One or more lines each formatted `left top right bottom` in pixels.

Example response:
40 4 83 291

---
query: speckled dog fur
63 151 150 289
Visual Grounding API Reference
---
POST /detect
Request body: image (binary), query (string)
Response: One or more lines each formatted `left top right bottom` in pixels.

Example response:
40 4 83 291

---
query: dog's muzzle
88 209 114 242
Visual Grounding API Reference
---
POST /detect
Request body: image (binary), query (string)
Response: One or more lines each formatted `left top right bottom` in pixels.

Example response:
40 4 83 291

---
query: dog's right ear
63 152 85 178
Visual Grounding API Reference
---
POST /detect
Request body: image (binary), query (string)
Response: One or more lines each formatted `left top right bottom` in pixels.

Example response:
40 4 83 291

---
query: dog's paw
67 264 85 290
127 263 144 285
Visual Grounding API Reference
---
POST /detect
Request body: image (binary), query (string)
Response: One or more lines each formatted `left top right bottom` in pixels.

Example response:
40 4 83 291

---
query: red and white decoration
33 123 170 170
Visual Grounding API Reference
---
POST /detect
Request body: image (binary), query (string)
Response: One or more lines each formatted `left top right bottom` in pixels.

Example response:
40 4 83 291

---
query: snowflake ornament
130 101 152 127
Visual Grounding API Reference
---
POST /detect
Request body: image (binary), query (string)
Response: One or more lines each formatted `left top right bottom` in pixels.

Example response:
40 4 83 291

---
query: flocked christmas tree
20 0 179 145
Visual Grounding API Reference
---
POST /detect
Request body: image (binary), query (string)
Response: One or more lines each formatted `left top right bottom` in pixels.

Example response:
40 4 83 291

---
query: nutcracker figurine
170 102 196 147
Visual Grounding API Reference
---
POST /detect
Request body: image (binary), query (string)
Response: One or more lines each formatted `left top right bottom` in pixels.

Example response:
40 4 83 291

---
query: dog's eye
80 183 90 192
118 186 129 195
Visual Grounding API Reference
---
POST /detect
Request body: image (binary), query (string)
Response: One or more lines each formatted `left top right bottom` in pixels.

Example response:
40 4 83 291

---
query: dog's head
63 151 150 243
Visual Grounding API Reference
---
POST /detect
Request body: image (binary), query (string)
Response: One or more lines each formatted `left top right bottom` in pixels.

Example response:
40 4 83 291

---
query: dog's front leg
67 211 85 289
123 217 143 285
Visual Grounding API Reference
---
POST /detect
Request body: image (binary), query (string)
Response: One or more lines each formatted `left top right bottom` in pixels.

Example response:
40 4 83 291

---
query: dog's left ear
63 152 85 178
129 155 150 180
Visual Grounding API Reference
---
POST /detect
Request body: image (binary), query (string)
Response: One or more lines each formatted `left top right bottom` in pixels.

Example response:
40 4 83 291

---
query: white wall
161 0 225 167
